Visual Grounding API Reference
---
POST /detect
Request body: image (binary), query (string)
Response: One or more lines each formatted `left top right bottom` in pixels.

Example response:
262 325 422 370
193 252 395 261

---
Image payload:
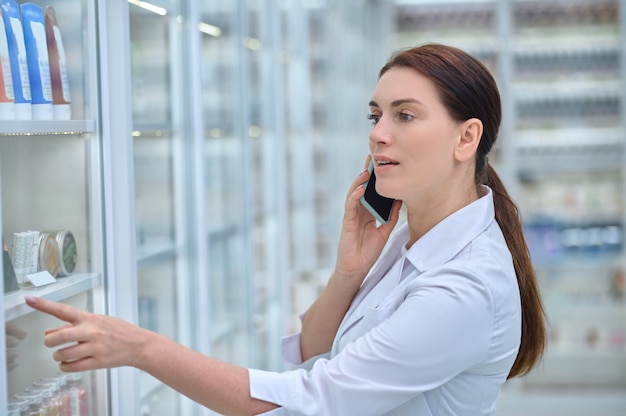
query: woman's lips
374 159 399 173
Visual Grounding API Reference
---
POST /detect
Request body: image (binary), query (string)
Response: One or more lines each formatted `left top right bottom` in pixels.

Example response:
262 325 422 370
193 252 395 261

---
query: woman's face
367 67 466 203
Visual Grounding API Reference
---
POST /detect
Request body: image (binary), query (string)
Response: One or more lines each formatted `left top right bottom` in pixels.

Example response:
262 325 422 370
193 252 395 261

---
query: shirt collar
397 186 496 272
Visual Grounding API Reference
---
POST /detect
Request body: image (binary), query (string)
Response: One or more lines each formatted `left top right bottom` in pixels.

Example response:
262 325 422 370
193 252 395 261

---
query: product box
3 238 19 293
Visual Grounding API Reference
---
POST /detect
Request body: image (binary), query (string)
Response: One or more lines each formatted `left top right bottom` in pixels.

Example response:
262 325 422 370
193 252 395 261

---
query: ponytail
485 164 546 378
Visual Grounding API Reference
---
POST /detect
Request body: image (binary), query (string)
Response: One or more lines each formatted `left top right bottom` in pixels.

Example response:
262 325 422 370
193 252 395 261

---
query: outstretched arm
25 296 277 416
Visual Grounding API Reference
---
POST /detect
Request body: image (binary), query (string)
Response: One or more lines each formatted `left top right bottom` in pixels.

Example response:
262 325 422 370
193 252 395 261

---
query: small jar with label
65 373 88 416
30 381 63 416
37 233 61 278
41 374 70 416
42 230 77 277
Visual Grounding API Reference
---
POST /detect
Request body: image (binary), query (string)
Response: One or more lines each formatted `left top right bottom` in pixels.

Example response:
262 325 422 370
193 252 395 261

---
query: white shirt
249 187 521 415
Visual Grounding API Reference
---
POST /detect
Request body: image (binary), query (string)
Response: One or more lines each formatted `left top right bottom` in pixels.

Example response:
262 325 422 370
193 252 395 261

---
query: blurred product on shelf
11 372 88 416
9 229 76 289
0 1 72 122
20 2 52 120
0 7 15 120
611 268 625 300
3 238 19 293
44 5 71 120
43 230 77 277
37 232 60 278
0 0 31 120
11 231 41 288
524 221 623 266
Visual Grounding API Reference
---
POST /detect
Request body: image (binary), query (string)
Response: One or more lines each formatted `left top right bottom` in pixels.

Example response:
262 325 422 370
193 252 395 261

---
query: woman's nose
369 118 392 145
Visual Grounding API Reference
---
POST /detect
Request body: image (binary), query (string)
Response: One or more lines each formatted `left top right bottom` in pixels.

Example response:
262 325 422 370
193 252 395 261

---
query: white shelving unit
1 0 138 414
393 0 626 414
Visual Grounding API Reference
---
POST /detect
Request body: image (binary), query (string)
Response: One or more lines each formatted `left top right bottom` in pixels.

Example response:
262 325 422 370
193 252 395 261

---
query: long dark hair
380 43 545 378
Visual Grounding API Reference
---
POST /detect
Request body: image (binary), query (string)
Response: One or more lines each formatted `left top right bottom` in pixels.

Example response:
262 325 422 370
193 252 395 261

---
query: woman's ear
455 118 483 162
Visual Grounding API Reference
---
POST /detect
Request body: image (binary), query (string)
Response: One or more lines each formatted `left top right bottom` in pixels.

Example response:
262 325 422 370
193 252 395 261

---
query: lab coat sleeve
281 332 304 364
281 313 331 370
248 266 496 416
281 332 331 370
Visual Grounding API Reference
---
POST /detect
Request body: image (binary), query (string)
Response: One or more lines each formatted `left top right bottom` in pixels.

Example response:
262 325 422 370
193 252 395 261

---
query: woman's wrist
129 327 163 371
328 269 364 299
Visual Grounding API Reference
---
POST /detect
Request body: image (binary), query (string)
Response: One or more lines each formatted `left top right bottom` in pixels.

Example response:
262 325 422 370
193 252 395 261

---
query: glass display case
1 0 143 414
0 0 107 413
128 0 197 414
198 1 257 374
196 2 394 384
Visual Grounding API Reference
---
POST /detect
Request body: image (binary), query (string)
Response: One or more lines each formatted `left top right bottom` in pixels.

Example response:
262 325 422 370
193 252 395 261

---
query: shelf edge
4 273 102 321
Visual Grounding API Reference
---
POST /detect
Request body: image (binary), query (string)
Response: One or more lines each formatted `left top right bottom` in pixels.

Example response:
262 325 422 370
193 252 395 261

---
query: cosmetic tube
1 0 31 119
21 2 52 120
45 5 70 120
0 8 15 119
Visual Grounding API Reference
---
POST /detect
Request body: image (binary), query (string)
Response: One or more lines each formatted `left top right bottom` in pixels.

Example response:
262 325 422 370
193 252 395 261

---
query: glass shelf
131 123 172 137
0 120 96 136
516 148 624 176
3 273 102 321
136 240 178 266
514 126 623 149
514 79 620 101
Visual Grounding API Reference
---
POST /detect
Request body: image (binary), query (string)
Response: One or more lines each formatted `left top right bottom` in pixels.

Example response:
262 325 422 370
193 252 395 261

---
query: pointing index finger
25 296 83 325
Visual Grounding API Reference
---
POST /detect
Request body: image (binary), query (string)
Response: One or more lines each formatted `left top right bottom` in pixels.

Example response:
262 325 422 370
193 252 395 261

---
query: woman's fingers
58 357 98 373
363 154 372 170
44 323 74 336
346 167 369 200
26 296 144 371
52 341 93 364
344 155 372 199
25 297 92 349
25 296 84 325
44 325 90 348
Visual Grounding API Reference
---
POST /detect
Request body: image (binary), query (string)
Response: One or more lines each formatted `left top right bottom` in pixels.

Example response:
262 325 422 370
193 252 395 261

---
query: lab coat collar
333 187 496 350
404 185 496 272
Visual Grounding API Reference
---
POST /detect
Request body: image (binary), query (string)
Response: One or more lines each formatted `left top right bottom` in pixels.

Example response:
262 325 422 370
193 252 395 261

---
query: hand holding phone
359 159 396 224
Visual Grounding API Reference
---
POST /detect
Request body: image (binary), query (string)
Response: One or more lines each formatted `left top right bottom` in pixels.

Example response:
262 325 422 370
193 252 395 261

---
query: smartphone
359 159 396 224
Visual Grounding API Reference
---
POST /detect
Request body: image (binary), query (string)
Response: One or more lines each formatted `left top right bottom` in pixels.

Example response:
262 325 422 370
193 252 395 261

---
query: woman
27 43 546 415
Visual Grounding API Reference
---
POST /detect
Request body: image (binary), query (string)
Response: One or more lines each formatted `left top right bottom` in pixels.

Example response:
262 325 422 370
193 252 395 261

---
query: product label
54 26 70 101
0 18 15 99
11 233 28 278
10 17 31 100
25 270 56 287
26 231 39 273
31 21 52 101
11 231 39 285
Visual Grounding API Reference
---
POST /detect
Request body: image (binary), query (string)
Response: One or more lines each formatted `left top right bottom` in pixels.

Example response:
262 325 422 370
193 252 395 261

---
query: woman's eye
399 112 414 122
366 113 380 125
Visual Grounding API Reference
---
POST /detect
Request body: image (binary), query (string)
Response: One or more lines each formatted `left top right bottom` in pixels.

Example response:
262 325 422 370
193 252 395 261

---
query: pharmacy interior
1 0 625 415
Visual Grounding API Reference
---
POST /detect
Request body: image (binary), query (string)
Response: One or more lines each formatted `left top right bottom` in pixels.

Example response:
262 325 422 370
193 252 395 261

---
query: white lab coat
249 187 522 415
